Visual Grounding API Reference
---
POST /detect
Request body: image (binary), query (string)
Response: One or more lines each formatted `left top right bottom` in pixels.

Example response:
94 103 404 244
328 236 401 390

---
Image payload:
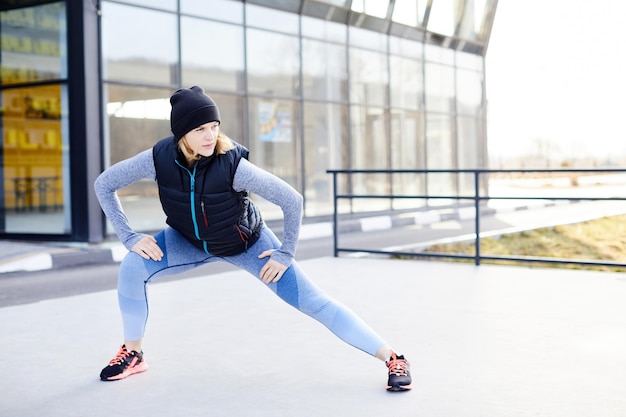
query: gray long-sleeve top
94 149 303 267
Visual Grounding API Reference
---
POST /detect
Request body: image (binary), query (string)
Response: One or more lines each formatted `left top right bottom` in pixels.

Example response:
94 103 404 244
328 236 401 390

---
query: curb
0 201 565 274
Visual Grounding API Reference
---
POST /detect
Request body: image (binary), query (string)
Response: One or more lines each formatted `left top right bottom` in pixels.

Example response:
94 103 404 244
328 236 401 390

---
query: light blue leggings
117 226 386 356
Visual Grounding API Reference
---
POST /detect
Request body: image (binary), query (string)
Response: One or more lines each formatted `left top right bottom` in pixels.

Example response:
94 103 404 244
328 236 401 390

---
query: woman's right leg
101 227 213 381
117 227 214 342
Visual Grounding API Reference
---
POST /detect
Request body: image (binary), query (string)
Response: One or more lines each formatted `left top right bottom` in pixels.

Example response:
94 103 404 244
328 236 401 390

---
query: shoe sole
387 384 412 392
101 361 149 381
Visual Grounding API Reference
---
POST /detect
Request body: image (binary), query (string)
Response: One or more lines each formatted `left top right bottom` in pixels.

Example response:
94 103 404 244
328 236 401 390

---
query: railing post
474 171 481 266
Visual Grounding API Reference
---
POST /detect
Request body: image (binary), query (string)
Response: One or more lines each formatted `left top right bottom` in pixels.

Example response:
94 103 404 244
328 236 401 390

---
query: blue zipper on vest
175 160 202 243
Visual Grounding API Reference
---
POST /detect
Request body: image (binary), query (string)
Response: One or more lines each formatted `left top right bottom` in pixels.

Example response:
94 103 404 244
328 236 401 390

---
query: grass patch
420 214 626 272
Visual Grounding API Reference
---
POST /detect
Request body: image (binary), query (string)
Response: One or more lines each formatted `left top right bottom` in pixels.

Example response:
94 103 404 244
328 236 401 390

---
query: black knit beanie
170 86 221 140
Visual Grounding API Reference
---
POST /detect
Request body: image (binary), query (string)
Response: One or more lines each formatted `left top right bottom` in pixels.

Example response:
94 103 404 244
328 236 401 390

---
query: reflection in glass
101 2 178 84
301 16 346 42
181 17 245 92
245 4 299 34
424 43 455 65
1 2 67 86
112 0 176 11
247 29 300 97
315 0 348 7
390 109 425 210
181 0 243 23
456 68 483 115
392 0 427 28
348 25 387 51
456 50 483 71
350 104 391 212
390 55 423 110
389 35 423 57
1 84 70 234
427 0 459 37
247 97 300 219
458 0 488 41
1 2 70 235
426 113 456 206
302 39 347 102
349 47 388 106
303 102 348 216
457 115 483 169
105 84 172 233
205 93 245 150
457 115 484 196
351 0 389 18
425 62 455 113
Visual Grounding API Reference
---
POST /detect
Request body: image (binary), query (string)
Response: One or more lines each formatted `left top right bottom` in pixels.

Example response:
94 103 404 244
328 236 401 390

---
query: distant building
0 0 497 242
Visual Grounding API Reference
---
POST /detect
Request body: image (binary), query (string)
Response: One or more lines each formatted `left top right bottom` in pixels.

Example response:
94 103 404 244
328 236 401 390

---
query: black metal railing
327 168 626 268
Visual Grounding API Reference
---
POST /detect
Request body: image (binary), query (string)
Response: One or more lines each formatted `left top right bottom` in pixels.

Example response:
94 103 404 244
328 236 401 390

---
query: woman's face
183 121 220 157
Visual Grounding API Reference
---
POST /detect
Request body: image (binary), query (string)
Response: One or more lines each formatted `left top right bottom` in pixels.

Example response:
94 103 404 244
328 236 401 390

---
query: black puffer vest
153 136 263 256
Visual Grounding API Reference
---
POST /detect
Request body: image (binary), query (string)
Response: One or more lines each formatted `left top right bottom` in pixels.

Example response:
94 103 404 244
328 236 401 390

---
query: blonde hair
178 131 235 162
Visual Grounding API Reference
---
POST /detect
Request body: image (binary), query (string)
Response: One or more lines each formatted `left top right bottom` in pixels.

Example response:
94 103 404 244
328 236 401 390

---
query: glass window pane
426 113 455 170
351 0 389 19
457 115 484 168
427 0 460 37
181 17 245 92
389 35 423 57
106 85 172 165
348 26 387 51
302 39 347 102
349 48 388 106
426 113 456 204
391 109 425 209
205 92 245 150
181 0 243 23
303 102 348 217
390 55 422 110
113 0 176 11
391 110 424 168
245 4 299 34
1 84 70 234
456 68 483 116
458 0 488 41
425 62 455 113
101 2 178 84
457 115 483 194
104 84 172 233
247 29 300 97
350 104 390 212
1 2 67 86
1 2 70 235
247 97 300 219
301 16 346 43
391 109 426 209
316 0 348 6
392 0 427 28
456 50 483 71
424 43 455 65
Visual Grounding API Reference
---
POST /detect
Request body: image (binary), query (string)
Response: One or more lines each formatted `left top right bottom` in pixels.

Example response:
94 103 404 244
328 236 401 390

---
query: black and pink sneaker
386 351 412 391
100 345 148 381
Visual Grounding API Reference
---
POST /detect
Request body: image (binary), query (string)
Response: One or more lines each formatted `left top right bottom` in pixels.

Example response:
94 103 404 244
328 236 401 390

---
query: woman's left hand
258 249 287 283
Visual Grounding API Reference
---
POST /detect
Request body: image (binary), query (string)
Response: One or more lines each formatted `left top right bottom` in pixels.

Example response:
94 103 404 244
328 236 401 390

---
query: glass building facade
0 0 497 243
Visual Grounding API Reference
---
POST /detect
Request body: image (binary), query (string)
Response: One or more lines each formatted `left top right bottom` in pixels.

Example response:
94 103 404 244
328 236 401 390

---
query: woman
94 86 412 391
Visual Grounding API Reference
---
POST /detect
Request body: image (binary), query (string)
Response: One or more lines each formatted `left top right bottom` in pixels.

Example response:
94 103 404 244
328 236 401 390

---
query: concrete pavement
1 256 625 417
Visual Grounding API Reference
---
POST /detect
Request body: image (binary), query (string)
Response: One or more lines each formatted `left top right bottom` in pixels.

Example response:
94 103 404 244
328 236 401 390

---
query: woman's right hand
131 235 163 261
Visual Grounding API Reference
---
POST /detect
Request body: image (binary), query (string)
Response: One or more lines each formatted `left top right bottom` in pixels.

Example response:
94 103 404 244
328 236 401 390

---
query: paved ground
1 256 625 417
